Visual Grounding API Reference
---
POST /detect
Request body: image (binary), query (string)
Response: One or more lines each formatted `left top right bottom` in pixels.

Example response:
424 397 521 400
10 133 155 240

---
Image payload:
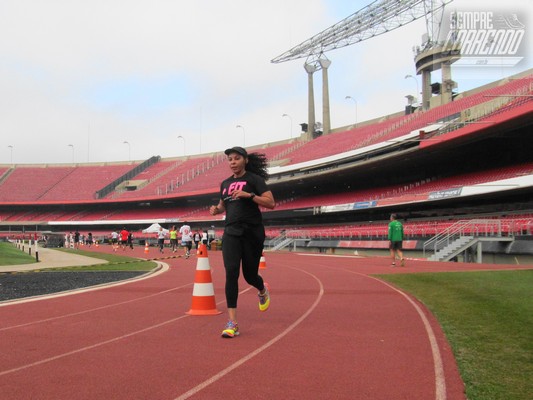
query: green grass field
0 242 155 272
55 248 156 271
0 242 38 265
378 270 533 400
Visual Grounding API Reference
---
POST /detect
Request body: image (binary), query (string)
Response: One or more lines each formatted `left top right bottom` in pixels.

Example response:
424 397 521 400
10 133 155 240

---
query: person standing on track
209 146 276 338
388 213 405 266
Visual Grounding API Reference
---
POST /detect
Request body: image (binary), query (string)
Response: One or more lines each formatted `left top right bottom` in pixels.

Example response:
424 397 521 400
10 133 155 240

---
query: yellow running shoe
221 320 239 338
258 283 270 312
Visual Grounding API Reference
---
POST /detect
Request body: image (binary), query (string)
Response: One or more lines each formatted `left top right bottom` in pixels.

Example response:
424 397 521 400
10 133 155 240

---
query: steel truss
272 0 452 69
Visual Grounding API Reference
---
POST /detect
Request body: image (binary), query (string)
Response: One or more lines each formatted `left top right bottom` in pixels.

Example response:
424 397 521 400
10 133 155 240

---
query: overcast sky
1 0 531 165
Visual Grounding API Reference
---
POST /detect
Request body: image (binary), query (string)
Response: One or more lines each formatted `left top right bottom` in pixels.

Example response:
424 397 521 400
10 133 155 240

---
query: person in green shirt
388 213 405 266
169 226 178 253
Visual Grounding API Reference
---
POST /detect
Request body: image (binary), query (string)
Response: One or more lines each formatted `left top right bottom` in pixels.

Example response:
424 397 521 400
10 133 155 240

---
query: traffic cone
186 243 221 316
95 240 99 248
144 241 149 254
259 251 267 269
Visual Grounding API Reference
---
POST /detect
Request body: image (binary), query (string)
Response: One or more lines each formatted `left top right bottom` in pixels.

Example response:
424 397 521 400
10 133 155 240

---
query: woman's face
227 152 246 176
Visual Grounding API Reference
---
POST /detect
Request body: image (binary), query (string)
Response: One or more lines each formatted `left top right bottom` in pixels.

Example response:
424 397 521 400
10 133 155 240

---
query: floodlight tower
272 0 454 134
414 5 460 110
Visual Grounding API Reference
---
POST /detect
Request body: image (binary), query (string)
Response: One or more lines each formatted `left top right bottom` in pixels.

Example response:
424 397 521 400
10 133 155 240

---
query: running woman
209 146 275 338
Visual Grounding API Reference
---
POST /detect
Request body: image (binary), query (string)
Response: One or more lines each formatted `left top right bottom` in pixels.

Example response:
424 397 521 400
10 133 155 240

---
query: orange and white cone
95 240 99 248
186 243 221 316
144 241 149 254
259 251 267 269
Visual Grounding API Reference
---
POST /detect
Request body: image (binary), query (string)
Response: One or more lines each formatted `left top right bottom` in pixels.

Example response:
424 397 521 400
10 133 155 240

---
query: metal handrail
423 219 509 258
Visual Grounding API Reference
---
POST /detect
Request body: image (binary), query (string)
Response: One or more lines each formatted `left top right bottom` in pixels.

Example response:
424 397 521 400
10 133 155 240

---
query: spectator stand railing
422 219 515 259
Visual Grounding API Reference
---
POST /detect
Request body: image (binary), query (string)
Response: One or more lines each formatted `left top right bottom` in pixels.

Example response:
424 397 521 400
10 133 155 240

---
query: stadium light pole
68 144 74 163
177 135 186 156
405 74 420 105
8 145 13 165
236 125 245 146
345 96 358 126
282 113 293 138
123 141 131 161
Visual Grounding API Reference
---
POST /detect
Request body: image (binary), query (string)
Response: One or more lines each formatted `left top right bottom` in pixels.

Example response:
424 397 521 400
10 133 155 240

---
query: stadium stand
115 142 303 198
272 162 533 212
0 71 531 263
0 166 75 202
283 75 532 165
40 164 139 201
265 214 533 240
0 167 10 181
0 75 529 204
0 164 141 202
113 156 217 198
111 158 186 198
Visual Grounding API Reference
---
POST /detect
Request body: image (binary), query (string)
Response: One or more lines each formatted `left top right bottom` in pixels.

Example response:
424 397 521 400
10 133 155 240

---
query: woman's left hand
231 190 251 200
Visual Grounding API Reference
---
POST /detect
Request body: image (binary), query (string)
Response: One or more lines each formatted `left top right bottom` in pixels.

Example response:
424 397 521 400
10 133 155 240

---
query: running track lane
0 250 475 399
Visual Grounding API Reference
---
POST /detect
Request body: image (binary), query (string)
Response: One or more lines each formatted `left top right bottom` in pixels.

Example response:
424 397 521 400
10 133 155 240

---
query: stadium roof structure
271 0 452 69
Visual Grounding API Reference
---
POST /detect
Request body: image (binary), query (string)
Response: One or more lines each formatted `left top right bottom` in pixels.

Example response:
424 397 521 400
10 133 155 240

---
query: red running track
1 246 529 399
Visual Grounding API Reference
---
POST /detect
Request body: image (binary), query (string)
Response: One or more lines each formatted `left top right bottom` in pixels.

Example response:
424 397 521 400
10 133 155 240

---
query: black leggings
222 224 265 308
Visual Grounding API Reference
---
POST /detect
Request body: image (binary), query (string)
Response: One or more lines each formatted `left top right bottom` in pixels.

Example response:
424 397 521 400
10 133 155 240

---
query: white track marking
0 314 190 377
297 253 363 258
345 270 447 400
0 284 189 332
0 262 169 308
174 267 324 400
0 287 252 377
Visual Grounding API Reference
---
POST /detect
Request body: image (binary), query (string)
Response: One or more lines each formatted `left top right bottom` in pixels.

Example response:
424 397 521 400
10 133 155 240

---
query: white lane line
0 287 251 377
297 253 363 258
349 271 447 400
0 314 190 377
0 284 190 332
0 262 169 308
174 267 324 400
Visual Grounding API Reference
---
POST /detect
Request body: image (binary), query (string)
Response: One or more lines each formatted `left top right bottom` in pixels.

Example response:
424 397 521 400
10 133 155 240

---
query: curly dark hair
245 152 269 180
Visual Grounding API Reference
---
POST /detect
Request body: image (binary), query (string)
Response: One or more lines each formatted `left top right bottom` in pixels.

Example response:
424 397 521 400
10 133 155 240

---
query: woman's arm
251 190 275 209
228 189 276 210
209 199 225 215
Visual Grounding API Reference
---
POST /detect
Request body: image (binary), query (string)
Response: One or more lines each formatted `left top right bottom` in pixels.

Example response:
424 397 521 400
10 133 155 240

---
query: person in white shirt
157 227 167 253
179 222 192 258
111 230 119 252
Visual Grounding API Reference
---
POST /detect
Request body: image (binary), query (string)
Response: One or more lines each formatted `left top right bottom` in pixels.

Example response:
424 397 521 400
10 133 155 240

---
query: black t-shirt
220 172 269 226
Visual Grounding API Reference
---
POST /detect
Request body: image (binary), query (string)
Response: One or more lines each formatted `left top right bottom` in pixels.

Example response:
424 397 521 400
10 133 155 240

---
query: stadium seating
39 164 138 201
270 214 533 240
0 75 529 204
283 75 532 165
114 156 219 198
111 159 185 198
272 161 533 212
0 166 75 202
0 72 531 249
